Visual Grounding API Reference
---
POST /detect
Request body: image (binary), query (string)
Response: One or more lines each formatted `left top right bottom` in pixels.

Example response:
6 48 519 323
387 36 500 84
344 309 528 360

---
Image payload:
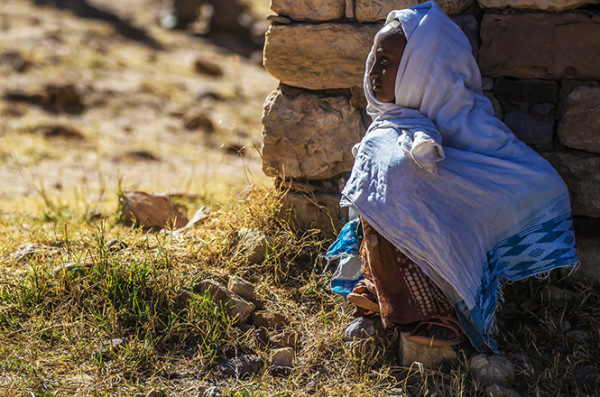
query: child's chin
377 96 395 104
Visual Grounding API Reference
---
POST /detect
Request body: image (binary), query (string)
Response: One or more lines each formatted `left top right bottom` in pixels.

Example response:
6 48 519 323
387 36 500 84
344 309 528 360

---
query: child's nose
368 63 379 79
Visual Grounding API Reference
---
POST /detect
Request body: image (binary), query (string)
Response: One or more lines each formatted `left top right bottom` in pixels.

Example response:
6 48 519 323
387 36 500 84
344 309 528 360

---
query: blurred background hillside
0 0 276 214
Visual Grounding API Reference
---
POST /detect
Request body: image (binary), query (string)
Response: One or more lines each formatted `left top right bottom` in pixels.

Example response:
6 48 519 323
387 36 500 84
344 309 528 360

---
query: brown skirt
355 220 455 328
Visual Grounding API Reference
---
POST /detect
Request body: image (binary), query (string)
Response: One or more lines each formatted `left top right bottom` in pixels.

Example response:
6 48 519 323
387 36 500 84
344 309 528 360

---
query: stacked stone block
261 0 600 277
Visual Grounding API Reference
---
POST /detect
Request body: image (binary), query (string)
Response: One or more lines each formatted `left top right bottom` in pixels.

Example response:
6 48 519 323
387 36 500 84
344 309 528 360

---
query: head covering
364 1 518 155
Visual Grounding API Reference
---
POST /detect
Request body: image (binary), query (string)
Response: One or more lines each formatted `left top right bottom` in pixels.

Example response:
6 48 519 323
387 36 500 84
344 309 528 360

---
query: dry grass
0 187 598 396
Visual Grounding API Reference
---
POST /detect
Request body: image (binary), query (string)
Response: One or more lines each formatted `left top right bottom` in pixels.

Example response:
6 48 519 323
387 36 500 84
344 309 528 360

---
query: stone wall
260 0 600 278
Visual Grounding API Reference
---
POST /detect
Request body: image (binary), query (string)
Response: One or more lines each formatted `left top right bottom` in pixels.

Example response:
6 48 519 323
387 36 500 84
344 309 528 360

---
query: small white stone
271 347 295 367
176 206 211 234
469 354 514 384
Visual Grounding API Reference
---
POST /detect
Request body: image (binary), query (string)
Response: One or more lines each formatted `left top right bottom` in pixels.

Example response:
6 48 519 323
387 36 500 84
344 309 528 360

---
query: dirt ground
0 0 276 213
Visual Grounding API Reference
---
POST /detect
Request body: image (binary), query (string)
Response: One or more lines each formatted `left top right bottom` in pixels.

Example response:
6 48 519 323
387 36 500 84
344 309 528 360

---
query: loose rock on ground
469 354 515 384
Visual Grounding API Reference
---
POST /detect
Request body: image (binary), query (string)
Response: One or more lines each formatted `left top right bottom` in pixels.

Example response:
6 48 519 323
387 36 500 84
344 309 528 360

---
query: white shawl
341 1 578 350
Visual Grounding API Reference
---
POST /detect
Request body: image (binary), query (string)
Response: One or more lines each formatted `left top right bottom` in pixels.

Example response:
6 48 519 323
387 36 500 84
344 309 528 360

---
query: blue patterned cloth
326 219 363 298
462 213 578 350
326 219 361 259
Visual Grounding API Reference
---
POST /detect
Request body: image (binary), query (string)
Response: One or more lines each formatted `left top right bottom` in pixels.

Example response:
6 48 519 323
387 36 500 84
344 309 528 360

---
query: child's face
368 28 406 103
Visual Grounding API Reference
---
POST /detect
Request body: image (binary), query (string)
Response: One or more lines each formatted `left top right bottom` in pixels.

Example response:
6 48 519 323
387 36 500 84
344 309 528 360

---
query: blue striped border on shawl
460 213 579 351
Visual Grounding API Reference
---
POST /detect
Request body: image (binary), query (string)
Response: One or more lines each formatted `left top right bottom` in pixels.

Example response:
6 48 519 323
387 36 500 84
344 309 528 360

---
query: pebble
174 207 211 234
224 144 245 156
194 58 224 77
32 124 85 140
469 354 514 384
565 329 589 345
44 83 84 114
125 150 159 162
228 276 255 301
237 228 269 264
193 279 256 323
120 191 188 229
63 374 95 386
97 337 124 355
89 210 106 222
540 285 580 303
195 89 225 102
342 317 382 361
0 50 30 72
270 347 294 367
251 310 288 329
183 111 214 131
216 354 261 378
342 317 378 341
106 238 128 252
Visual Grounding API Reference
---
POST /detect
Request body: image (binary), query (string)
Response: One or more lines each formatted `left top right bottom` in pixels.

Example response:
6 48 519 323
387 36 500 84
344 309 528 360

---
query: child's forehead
375 24 406 46
375 30 407 49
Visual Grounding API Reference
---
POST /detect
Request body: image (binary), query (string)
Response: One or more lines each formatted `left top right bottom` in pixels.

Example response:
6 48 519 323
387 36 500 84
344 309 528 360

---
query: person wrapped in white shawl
337 1 579 351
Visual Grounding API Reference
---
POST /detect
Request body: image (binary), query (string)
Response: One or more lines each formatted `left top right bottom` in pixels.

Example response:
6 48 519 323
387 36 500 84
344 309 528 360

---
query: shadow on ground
31 0 164 49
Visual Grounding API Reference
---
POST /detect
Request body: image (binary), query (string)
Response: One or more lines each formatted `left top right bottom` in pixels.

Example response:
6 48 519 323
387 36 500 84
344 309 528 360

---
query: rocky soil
0 0 276 212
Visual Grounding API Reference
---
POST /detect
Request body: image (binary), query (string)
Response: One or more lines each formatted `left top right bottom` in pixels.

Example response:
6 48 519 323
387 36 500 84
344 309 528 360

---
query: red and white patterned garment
355 220 455 327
